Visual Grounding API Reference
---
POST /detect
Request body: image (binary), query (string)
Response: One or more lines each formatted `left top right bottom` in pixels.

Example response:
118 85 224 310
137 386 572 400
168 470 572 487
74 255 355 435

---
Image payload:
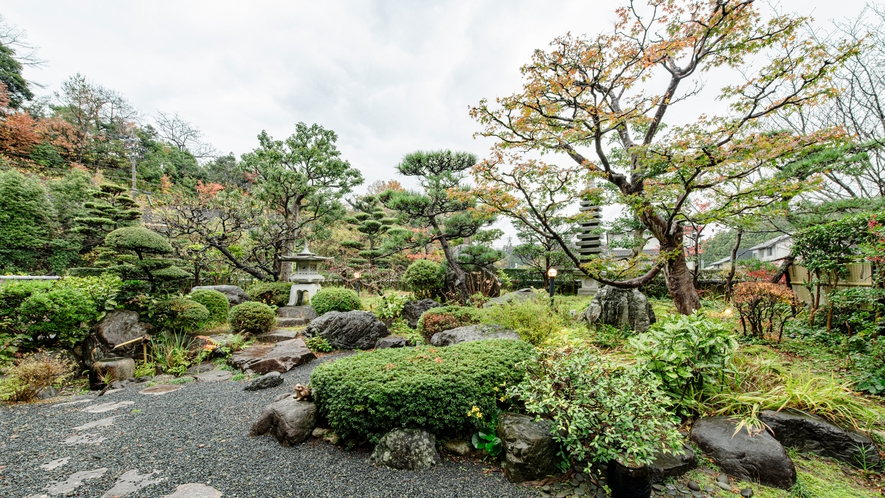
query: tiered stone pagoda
575 197 602 296
280 242 333 306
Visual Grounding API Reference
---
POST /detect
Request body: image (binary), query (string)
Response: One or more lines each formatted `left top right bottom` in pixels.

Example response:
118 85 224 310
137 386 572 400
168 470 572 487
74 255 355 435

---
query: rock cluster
430 324 520 346
303 310 389 350
581 286 656 333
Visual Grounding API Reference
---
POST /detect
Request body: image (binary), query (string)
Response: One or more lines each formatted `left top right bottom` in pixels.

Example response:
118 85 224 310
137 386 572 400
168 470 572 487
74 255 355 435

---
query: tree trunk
769 255 794 285
431 218 471 305
725 228 743 302
663 249 701 315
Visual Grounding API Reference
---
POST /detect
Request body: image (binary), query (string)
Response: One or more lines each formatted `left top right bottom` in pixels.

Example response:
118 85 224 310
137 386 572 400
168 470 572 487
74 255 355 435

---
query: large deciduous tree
471 0 857 314
239 123 363 280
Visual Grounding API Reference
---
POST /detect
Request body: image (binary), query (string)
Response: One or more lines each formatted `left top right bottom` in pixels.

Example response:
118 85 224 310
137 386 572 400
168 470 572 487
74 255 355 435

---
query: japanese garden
2 1 885 497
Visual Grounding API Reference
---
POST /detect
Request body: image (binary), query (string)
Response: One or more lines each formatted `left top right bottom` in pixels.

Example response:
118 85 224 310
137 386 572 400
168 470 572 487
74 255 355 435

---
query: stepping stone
162 483 222 497
39 458 70 471
140 384 184 395
82 401 134 413
63 433 107 445
228 338 315 374
54 398 93 407
73 416 117 431
45 468 107 495
100 469 165 498
258 330 299 343
194 370 233 382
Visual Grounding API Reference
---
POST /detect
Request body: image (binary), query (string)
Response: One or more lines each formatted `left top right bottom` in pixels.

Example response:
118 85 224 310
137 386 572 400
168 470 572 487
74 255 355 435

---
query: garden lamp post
547 267 557 307
354 271 361 296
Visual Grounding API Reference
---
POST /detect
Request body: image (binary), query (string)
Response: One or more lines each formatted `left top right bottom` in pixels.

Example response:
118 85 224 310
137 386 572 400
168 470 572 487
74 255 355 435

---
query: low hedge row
310 339 533 443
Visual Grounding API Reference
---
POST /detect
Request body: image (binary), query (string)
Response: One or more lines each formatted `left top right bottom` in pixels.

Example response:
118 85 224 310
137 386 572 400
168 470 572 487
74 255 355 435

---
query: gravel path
0 354 538 498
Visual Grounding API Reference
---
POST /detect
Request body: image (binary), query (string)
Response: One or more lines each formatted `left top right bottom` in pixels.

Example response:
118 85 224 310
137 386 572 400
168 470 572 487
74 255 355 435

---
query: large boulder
244 371 284 391
83 310 154 365
496 413 559 483
190 285 250 306
401 299 441 328
648 444 697 484
228 338 315 374
430 324 520 347
759 409 880 468
370 428 441 470
581 286 656 333
690 417 796 490
248 396 317 446
303 311 389 350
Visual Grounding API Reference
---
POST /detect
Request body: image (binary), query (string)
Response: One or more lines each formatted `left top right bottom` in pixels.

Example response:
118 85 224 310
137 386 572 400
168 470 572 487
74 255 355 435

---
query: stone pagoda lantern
280 242 333 306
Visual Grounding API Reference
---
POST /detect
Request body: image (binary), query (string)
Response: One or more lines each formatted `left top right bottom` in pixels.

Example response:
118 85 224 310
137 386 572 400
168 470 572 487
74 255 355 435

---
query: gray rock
191 285 250 306
194 370 232 382
649 444 697 484
581 286 656 333
184 362 215 375
690 417 796 489
497 413 559 483
244 371 283 391
370 428 441 470
443 439 472 456
257 330 299 343
248 397 317 446
485 288 538 307
430 324 520 346
376 336 408 349
401 299 441 328
303 311 389 350
86 310 154 363
759 409 880 468
228 338 315 374
276 306 318 327
92 357 135 386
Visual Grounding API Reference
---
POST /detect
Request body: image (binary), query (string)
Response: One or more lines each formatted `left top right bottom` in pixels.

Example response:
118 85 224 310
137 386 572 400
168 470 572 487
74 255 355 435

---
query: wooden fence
788 263 873 305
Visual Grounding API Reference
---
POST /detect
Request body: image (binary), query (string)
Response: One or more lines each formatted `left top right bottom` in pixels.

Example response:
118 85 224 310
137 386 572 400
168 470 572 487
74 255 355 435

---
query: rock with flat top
430 324 520 346
760 409 879 468
228 338 315 374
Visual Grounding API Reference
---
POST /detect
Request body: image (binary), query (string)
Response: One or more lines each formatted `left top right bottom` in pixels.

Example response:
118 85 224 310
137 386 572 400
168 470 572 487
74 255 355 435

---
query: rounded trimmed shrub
104 226 173 254
229 301 276 334
159 297 210 333
310 287 362 316
247 281 293 307
310 339 533 443
187 289 229 326
18 287 98 348
417 305 484 344
403 259 443 299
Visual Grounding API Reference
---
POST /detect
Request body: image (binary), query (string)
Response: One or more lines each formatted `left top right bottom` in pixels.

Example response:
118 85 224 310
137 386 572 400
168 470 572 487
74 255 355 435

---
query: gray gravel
0 353 538 498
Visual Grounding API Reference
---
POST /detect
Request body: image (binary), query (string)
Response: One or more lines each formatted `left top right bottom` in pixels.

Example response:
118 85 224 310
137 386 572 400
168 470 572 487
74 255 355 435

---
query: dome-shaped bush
229 301 276 334
160 297 210 333
105 226 173 255
247 281 293 307
403 259 443 299
310 287 362 316
188 289 229 325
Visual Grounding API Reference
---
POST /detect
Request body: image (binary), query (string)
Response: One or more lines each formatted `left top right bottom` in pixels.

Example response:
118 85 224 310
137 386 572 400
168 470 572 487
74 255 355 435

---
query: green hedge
311 287 362 316
310 339 533 443
229 301 276 334
188 289 229 326
247 281 293 307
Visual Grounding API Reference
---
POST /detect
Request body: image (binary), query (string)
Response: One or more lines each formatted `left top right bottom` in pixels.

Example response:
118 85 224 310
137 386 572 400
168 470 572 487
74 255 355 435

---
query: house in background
748 234 793 264
704 248 753 270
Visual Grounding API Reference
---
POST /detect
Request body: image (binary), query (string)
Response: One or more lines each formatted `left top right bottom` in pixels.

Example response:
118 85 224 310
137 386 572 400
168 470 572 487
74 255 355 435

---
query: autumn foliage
733 282 801 341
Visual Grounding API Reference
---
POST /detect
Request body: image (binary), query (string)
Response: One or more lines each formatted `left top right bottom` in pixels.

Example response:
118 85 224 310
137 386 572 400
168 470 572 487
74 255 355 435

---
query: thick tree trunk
725 228 743 302
663 248 701 315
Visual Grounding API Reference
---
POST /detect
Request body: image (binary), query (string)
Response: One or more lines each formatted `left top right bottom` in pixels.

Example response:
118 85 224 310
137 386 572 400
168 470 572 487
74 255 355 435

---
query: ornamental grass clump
482 291 564 346
509 348 683 471
310 339 533 443
0 352 74 402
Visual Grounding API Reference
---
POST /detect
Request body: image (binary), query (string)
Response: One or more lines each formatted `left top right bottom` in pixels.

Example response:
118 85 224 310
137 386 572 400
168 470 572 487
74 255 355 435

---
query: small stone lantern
280 242 333 306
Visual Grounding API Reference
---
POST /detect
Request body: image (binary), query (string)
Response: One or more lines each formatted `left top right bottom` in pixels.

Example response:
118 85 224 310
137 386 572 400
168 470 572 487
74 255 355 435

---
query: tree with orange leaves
471 0 858 314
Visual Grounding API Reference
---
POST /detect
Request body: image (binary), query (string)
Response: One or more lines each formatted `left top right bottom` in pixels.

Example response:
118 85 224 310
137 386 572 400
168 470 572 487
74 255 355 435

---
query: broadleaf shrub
733 282 801 341
156 298 210 333
403 259 444 299
305 336 333 353
229 301 276 334
630 313 737 414
188 289 229 326
509 348 683 470
311 287 362 316
854 338 885 395
18 286 97 348
417 306 484 344
826 287 885 336
310 339 533 443
247 281 293 307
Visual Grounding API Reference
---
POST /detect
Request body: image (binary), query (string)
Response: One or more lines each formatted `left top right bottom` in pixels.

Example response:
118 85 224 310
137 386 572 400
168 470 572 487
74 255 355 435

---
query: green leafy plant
482 291 564 345
134 360 157 378
229 301 276 334
373 293 409 321
247 281 293 307
151 333 193 376
827 287 885 337
156 297 210 333
306 336 333 353
853 338 885 395
509 348 683 470
310 287 362 316
402 259 444 299
468 406 503 457
310 339 533 443
17 286 97 348
417 306 484 343
630 312 738 414
187 289 230 326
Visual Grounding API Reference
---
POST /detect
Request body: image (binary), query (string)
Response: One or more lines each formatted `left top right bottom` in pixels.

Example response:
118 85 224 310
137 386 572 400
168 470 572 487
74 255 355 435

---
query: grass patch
167 376 194 385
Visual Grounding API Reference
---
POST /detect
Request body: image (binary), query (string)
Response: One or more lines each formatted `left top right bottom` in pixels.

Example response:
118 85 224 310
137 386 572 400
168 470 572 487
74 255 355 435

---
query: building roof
747 234 792 252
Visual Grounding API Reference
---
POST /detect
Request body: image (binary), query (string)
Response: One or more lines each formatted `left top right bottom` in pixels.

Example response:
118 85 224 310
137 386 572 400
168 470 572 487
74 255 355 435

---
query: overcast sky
3 0 873 241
